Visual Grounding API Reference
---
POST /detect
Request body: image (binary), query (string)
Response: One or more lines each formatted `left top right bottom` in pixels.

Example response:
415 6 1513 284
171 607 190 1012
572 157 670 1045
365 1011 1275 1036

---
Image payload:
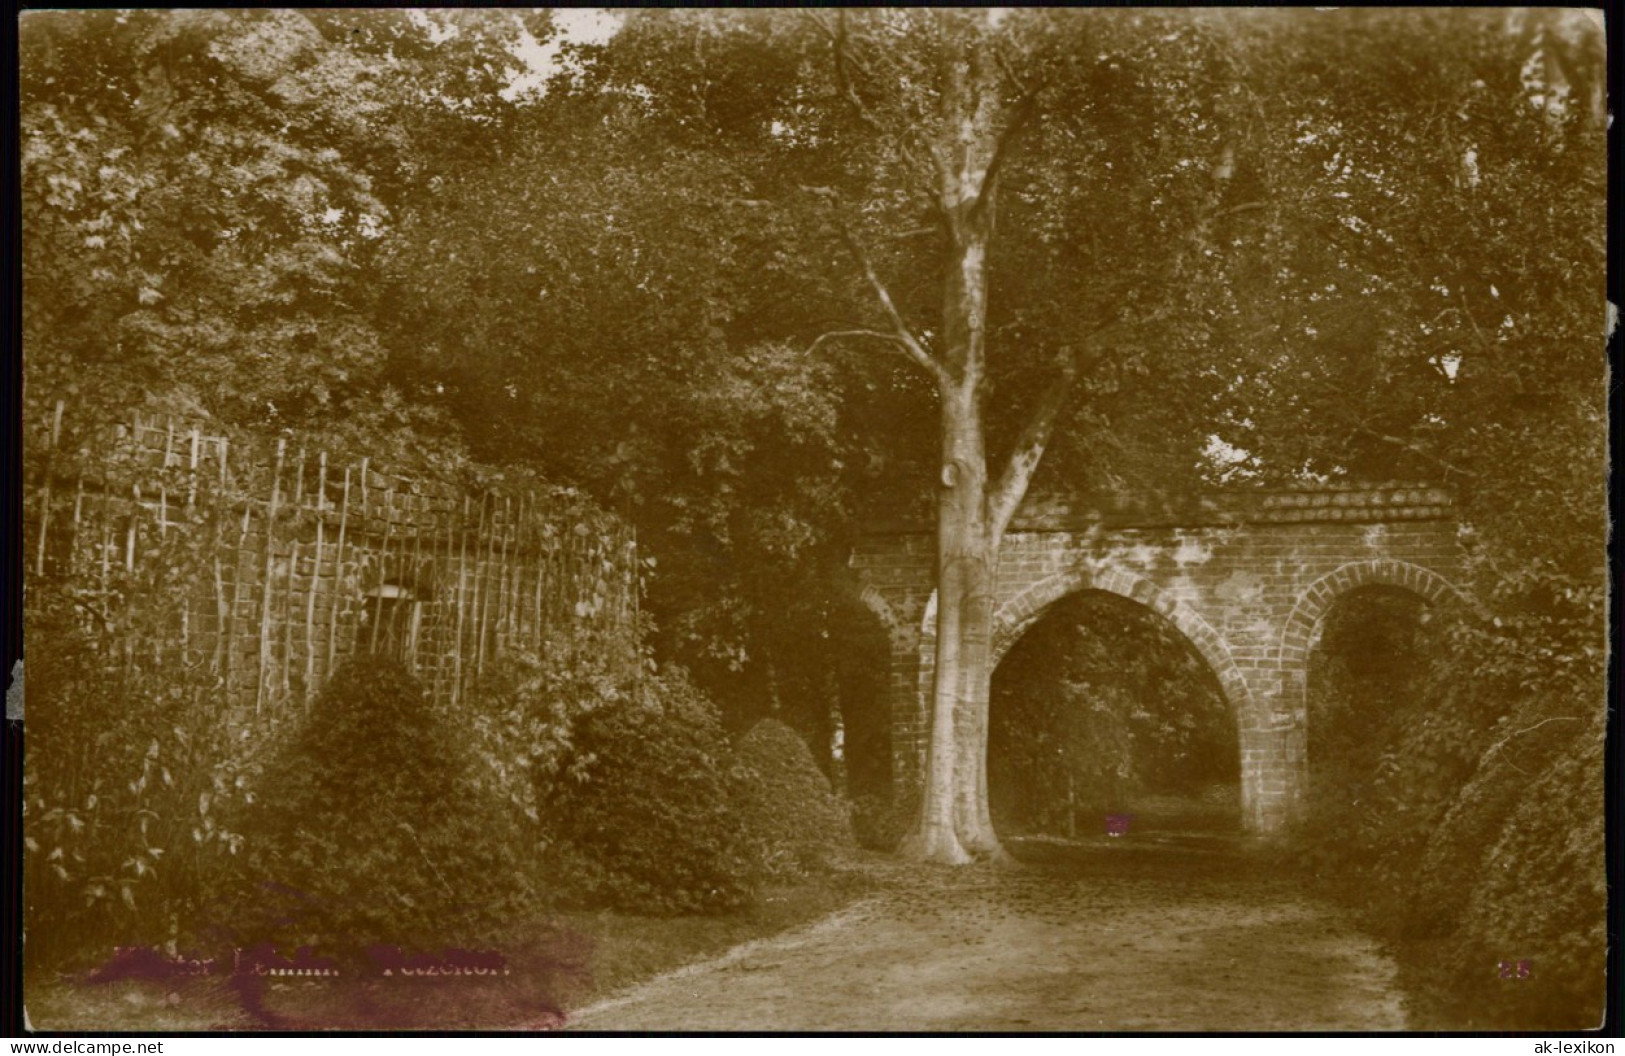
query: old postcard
16 7 1610 1035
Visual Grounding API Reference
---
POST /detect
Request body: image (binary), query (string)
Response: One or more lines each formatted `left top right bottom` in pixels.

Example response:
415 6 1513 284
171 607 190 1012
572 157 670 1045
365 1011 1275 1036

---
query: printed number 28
1498 959 1531 979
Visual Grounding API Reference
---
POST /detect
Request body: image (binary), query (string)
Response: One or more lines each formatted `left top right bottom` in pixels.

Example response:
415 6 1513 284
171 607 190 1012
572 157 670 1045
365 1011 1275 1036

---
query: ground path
569 833 1409 1032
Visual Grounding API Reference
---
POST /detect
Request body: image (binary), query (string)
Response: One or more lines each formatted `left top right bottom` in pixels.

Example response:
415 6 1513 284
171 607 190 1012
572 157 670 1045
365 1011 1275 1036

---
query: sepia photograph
14 6 1611 1035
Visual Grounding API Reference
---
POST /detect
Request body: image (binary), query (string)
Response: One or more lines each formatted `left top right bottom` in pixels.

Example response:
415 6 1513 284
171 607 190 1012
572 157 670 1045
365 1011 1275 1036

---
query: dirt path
568 834 1409 1032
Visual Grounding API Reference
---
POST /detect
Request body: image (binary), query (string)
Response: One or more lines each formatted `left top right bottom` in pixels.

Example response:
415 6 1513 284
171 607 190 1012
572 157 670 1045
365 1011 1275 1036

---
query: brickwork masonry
851 488 1465 835
24 403 640 720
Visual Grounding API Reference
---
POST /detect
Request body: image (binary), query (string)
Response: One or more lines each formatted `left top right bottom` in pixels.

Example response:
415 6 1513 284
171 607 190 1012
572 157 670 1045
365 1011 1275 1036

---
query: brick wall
24 404 640 723
851 486 1465 835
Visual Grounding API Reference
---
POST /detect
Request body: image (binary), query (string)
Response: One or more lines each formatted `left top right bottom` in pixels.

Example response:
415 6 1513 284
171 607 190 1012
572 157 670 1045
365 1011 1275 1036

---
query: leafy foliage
1235 10 1607 1028
378 45 875 746
848 791 918 855
21 9 1606 1016
465 626 645 830
534 669 756 915
1293 589 1606 1028
224 659 537 955
731 720 853 881
19 8 540 450
23 598 258 973
22 455 271 973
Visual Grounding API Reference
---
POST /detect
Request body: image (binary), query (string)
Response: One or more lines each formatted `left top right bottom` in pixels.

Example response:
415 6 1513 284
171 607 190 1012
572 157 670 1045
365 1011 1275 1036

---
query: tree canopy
23 5 1607 826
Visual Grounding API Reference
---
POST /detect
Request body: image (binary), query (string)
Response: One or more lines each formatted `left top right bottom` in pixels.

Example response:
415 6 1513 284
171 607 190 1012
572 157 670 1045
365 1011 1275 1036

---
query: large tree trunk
849 14 1065 864
901 386 1002 862
903 104 1011 858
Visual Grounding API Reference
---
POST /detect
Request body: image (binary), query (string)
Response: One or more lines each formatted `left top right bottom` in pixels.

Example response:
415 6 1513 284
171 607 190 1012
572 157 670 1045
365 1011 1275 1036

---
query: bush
464 632 639 830
849 792 915 853
222 658 536 956
535 669 756 914
1402 712 1607 1030
1289 596 1607 1030
23 590 256 974
731 719 852 880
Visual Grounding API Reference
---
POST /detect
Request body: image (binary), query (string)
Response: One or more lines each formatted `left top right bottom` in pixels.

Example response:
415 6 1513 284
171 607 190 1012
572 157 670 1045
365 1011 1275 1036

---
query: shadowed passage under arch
988 586 1243 839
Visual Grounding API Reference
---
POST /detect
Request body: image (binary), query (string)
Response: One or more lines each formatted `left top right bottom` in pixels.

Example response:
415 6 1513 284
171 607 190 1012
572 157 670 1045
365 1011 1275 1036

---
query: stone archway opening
1303 585 1432 831
987 589 1243 843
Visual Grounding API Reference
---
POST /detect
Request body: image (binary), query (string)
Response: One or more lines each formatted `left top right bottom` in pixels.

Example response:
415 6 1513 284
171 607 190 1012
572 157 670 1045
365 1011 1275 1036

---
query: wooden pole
126 485 140 572
188 428 200 508
282 539 299 706
430 511 448 703
630 525 638 627
539 490 552 640
370 517 393 655
525 517 535 636
228 505 251 694
214 557 230 677
408 510 425 670
453 497 470 707
631 524 641 693
304 452 326 706
326 467 352 678
254 438 286 717
70 473 85 577
495 496 513 658
469 492 485 679
474 491 494 679
100 524 112 599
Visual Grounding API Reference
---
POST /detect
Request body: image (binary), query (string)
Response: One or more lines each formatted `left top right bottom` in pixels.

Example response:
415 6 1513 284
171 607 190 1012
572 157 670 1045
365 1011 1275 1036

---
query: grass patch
23 854 885 1032
551 854 880 1011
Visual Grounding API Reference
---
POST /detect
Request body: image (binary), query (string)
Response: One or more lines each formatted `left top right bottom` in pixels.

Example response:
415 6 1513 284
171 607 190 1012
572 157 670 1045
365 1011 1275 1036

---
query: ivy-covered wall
24 401 642 722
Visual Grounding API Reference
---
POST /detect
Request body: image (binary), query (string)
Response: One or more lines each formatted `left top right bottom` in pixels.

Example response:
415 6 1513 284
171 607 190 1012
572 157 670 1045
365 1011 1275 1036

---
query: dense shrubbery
1432 720 1606 1027
27 577 863 974
1293 587 1607 1029
23 574 259 974
221 660 537 956
534 668 757 914
731 719 852 880
463 632 641 831
849 791 916 854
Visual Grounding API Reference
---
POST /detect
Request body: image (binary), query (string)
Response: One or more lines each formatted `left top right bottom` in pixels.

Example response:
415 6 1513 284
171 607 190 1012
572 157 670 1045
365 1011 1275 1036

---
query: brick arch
986 566 1257 715
1278 558 1463 671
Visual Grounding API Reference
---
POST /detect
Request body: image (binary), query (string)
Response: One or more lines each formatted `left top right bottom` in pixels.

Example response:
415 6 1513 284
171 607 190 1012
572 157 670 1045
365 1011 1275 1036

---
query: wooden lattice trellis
23 402 641 717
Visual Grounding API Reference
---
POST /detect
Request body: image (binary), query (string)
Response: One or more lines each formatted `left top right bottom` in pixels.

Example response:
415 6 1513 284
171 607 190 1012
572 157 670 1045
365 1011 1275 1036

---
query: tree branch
967 88 1041 225
987 351 1079 544
838 223 951 389
825 10 886 140
806 328 911 357
993 40 1035 99
1337 409 1479 480
1210 200 1266 223
1482 716 1584 774
1293 369 1480 481
815 9 949 223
